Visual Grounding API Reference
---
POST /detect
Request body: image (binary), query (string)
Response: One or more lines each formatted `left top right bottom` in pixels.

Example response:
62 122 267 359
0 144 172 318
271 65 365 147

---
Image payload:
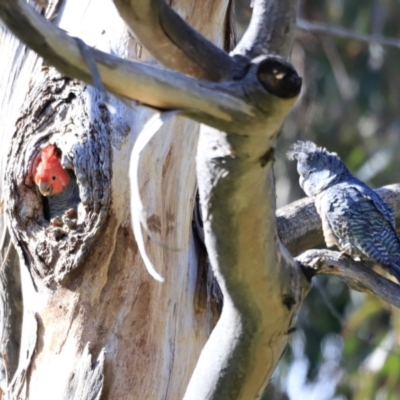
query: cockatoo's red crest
32 145 70 196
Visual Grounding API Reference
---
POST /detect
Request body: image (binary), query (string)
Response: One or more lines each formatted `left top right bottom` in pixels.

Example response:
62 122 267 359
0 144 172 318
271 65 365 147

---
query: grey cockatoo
288 140 400 282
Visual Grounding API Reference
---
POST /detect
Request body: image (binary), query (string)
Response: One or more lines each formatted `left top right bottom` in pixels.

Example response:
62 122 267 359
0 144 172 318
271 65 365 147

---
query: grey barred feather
46 170 80 220
289 140 400 282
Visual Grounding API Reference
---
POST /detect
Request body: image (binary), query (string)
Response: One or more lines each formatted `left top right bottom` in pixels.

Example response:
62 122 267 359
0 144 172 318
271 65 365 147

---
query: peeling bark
0 234 22 388
65 344 105 400
7 312 37 399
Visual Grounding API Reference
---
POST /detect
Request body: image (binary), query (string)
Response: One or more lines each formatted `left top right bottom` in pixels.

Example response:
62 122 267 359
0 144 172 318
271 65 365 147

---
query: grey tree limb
297 249 400 308
297 18 400 51
181 1 304 397
233 0 297 59
112 0 241 81
0 0 251 121
277 184 400 256
185 124 308 399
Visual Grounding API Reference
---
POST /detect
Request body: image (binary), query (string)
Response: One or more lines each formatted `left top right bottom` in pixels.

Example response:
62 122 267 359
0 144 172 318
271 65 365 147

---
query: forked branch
112 0 241 81
297 18 400 51
0 0 251 121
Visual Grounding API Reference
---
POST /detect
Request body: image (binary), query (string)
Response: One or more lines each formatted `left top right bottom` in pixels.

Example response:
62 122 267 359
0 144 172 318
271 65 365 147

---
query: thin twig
297 18 400 51
111 0 239 81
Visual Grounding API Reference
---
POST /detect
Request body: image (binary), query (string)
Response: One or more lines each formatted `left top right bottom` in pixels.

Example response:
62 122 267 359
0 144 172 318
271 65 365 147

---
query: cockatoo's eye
52 176 56 181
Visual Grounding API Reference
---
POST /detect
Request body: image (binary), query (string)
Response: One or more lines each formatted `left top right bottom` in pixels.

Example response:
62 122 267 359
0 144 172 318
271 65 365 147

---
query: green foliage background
236 0 400 399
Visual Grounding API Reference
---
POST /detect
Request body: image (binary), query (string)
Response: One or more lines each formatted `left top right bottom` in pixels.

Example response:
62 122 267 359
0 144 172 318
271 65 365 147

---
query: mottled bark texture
6 68 112 283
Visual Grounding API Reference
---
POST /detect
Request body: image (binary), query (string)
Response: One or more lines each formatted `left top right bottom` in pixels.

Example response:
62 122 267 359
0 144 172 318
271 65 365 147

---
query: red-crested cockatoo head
32 145 71 196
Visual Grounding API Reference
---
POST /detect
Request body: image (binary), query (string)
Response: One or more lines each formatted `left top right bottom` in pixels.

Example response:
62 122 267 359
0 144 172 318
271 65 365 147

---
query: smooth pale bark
0 0 231 398
112 0 238 80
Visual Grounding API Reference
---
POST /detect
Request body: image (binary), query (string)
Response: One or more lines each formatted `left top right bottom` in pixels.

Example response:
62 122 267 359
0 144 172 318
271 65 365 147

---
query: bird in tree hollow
288 140 400 283
32 144 81 220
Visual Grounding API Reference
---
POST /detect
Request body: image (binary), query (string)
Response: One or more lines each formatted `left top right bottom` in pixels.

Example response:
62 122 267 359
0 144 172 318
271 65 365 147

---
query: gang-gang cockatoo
32 144 80 220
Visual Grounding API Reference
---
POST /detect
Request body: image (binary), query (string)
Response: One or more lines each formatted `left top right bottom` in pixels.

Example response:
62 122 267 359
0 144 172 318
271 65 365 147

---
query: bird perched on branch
32 144 80 220
288 140 400 282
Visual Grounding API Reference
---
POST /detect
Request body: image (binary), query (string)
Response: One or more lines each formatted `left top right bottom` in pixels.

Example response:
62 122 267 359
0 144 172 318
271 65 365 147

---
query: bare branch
297 18 400 51
112 0 241 81
233 0 297 59
0 0 252 122
184 140 308 400
0 0 303 135
297 249 400 308
277 184 400 256
320 36 354 101
183 61 302 398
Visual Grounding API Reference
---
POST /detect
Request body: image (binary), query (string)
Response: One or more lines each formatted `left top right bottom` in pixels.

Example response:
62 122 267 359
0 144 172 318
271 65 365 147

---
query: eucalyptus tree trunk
0 0 231 398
